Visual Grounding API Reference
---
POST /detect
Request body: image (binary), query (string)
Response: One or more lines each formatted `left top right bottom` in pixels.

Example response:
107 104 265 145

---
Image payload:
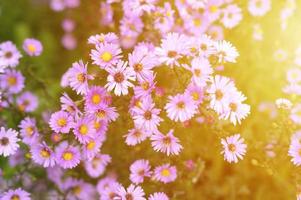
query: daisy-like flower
128 44 157 81
124 127 152 146
60 93 81 118
153 163 177 184
18 117 39 145
275 98 292 110
49 110 73 133
155 32 189 66
88 32 119 45
133 73 156 98
68 60 93 95
82 138 104 161
129 159 152 184
149 192 169 200
165 93 198 122
0 69 25 94
89 104 119 122
73 116 96 144
187 57 213 88
207 75 237 114
0 41 22 69
85 86 110 111
133 97 162 133
64 178 96 200
90 42 122 70
151 129 182 156
248 0 271 17
84 154 111 178
115 184 146 200
99 181 121 200
105 60 136 96
221 134 247 163
1 188 31 200
221 4 242 29
184 83 204 105
187 35 216 58
220 91 251 125
31 141 56 167
289 139 301 166
22 38 43 56
16 91 39 112
0 127 20 157
290 104 301 125
55 141 81 169
286 68 301 84
214 40 239 63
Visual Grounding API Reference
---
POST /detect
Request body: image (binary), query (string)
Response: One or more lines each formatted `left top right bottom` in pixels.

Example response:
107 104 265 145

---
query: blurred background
1 0 301 199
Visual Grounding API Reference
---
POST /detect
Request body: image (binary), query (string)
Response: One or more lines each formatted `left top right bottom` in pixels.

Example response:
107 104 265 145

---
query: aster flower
129 159 152 184
184 83 204 105
115 184 146 200
290 104 301 125
82 137 104 161
221 4 242 29
60 93 81 118
18 117 39 145
248 0 271 17
275 98 292 110
105 60 136 96
220 91 251 125
207 75 237 114
1 188 31 200
132 97 162 133
165 93 198 122
289 139 301 166
155 32 190 66
133 73 156 98
85 86 110 111
68 60 93 95
84 154 111 178
55 141 81 169
73 116 96 144
16 91 39 112
63 178 96 200
151 129 182 156
187 35 216 58
0 69 25 94
120 15 144 38
153 163 177 183
221 134 247 163
214 40 239 63
187 57 213 88
90 42 122 70
88 32 119 45
49 110 73 133
99 181 121 200
23 38 43 56
31 141 56 167
0 127 20 157
153 3 175 34
88 104 119 122
0 41 22 69
128 44 157 81
148 192 169 200
124 127 151 146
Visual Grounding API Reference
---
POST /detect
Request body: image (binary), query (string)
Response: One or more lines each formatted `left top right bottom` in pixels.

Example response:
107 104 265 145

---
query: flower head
0 127 20 157
221 134 247 163
23 38 43 56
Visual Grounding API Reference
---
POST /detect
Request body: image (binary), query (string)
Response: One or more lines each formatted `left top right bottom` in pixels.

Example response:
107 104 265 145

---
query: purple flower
124 127 151 146
88 32 119 46
85 86 110 112
1 188 30 200
129 159 152 184
0 127 20 157
16 91 39 112
31 141 56 167
151 129 183 156
82 138 104 161
23 38 43 56
73 116 96 144
115 184 146 200
18 117 39 145
153 163 177 184
149 192 169 200
49 110 73 133
84 154 111 178
221 134 247 163
55 141 81 169
0 69 25 94
0 41 22 70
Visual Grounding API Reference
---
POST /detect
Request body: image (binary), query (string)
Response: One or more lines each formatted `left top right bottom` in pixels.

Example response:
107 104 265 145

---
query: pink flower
124 127 151 146
23 38 43 56
214 40 239 63
16 91 39 112
184 83 204 105
85 86 110 112
31 141 56 167
105 60 136 96
88 32 119 46
18 117 39 145
221 134 247 163
0 69 25 94
115 184 146 200
0 41 22 69
1 188 31 200
165 93 198 122
151 129 182 156
187 57 213 87
55 141 81 169
248 0 271 17
73 116 96 144
0 127 20 157
84 154 111 178
68 60 93 95
222 4 242 29
153 163 177 183
90 42 122 70
132 97 162 133
129 159 152 184
149 192 169 200
49 110 73 133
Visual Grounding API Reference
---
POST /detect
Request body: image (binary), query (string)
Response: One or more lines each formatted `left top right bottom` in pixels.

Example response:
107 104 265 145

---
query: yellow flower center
101 51 113 62
7 76 17 86
161 169 171 177
79 124 88 135
27 44 36 53
11 195 20 200
194 69 201 77
96 110 106 119
86 141 96 150
57 118 67 127
25 126 34 136
215 89 224 100
229 103 237 112
192 92 199 101
40 148 50 158
141 82 149 90
134 63 143 72
193 18 202 27
210 5 218 13
228 143 236 152
176 101 185 109
63 151 73 161
92 94 101 104
77 73 85 83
